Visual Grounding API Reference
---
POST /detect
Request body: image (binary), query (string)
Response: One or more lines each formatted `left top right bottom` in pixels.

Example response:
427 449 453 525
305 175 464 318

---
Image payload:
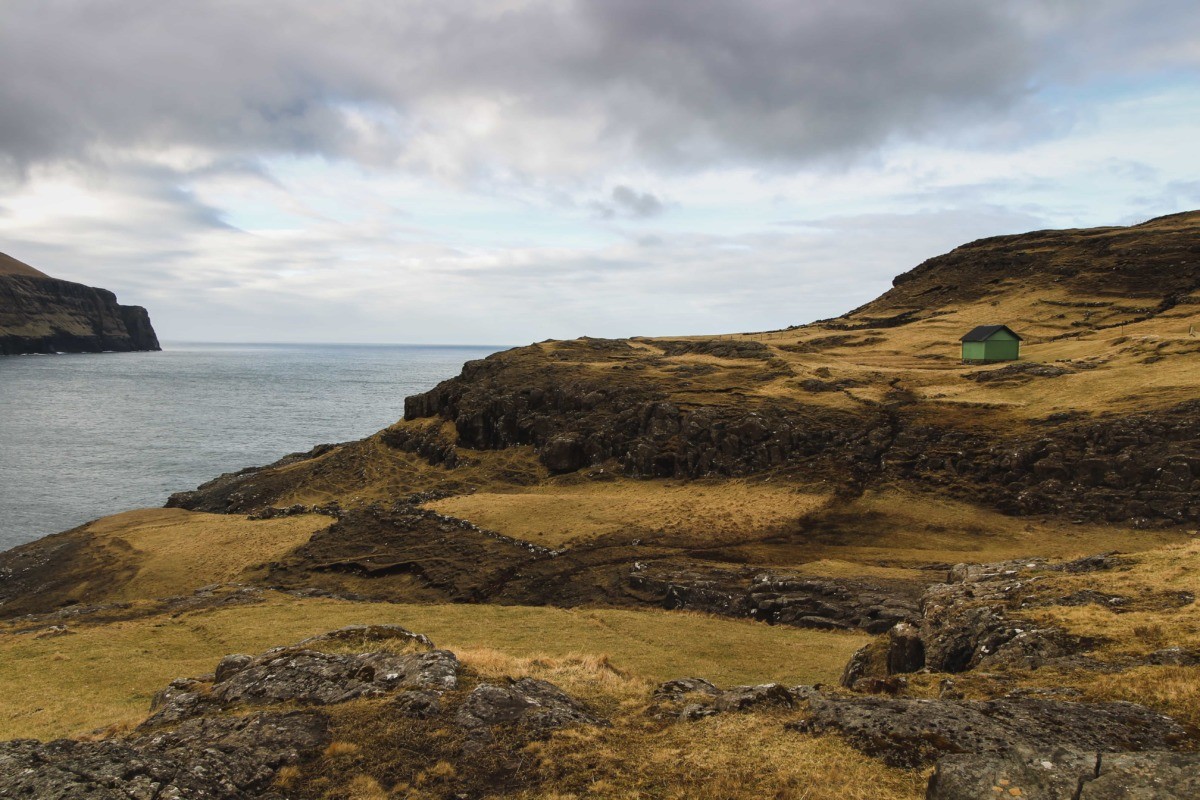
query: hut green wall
962 341 988 361
962 330 1020 362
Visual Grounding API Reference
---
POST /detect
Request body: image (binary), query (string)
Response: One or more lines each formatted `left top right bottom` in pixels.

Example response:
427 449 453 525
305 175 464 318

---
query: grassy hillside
1 213 1197 798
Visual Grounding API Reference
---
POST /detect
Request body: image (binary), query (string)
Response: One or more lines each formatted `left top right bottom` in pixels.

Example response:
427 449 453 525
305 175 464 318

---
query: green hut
960 325 1022 363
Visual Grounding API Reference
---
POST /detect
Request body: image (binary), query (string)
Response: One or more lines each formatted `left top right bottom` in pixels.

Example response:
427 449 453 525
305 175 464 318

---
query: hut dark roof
960 324 1023 343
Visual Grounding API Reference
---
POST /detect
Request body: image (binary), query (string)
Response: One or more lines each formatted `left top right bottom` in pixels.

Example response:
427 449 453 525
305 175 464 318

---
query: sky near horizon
1 1 1199 345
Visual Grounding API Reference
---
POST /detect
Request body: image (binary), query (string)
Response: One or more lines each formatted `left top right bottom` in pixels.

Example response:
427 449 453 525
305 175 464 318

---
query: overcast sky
1 1 1198 344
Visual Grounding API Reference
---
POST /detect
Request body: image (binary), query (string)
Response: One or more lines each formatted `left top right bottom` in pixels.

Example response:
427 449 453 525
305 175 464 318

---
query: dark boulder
1084 751 1200 798
391 688 444 719
542 433 586 472
454 677 605 744
631 563 922 633
714 683 797 713
962 362 1075 384
1147 646 1200 666
215 653 254 683
887 622 926 673
294 623 437 650
650 678 810 721
841 622 926 690
919 566 1093 674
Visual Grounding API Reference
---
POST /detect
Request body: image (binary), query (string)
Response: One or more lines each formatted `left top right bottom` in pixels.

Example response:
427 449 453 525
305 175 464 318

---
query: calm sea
0 343 503 552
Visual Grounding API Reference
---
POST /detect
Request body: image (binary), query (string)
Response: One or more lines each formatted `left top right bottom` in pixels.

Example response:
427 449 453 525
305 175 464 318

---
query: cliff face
0 255 161 355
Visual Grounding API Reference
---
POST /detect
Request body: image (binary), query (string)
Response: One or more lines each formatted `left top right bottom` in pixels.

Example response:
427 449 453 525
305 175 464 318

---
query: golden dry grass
83 508 331 601
737 488 1186 569
1023 538 1200 659
1078 666 1200 728
0 594 867 741
790 558 930 582
668 283 1200 420
305 647 923 800
517 714 926 800
425 479 831 548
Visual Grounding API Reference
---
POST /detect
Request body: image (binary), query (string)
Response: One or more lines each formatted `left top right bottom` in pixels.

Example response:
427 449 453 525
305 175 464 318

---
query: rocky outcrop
0 711 329 800
631 562 922 633
649 678 809 721
396 342 1200 527
928 748 1200 800
147 627 460 725
839 551 1199 693
405 357 877 481
840 621 925 689
653 339 775 360
791 694 1191 768
962 362 1075 383
842 555 1127 685
0 626 606 799
651 675 1196 788
0 269 160 355
884 399 1200 526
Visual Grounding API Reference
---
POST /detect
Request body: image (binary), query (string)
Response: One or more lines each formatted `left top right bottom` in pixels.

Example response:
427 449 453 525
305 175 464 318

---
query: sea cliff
0 252 160 355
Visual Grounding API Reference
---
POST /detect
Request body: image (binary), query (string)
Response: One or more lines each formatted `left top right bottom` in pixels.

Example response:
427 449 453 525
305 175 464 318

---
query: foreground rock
841 554 1149 689
0 711 327 800
456 677 607 746
150 646 460 725
792 695 1191 768
928 748 1200 800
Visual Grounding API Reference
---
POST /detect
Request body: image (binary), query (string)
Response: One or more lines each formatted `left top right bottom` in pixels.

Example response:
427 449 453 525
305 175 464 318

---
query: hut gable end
960 324 1023 343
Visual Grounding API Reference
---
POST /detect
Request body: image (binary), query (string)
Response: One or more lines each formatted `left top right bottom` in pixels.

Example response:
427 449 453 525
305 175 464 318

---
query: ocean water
0 343 503 552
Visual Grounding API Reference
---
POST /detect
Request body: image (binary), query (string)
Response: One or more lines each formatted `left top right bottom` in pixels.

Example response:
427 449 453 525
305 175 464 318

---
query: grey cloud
612 186 664 218
1021 0 1200 79
4 1 1191 176
591 185 665 219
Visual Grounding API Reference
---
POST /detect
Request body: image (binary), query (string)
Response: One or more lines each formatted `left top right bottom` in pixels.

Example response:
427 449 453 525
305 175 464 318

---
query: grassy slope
84 508 332 601
425 479 831 549
0 595 867 741
0 252 49 278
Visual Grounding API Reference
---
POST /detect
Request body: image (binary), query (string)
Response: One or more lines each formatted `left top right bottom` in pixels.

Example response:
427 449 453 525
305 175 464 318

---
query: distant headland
0 252 160 355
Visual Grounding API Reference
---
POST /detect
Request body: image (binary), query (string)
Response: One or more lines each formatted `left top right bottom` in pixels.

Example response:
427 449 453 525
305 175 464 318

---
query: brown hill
0 252 49 278
841 210 1200 329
